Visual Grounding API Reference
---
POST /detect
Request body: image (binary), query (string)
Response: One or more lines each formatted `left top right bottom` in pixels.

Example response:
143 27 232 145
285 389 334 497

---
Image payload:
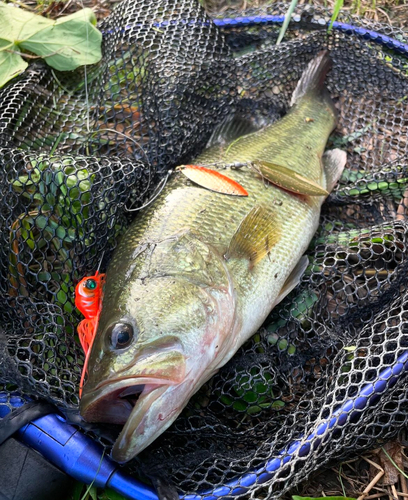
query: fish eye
109 323 134 350
84 279 97 290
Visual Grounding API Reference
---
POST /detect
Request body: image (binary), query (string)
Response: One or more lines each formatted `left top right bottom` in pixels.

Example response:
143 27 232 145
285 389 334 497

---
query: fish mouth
80 344 189 462
80 377 178 463
80 347 186 425
80 376 175 425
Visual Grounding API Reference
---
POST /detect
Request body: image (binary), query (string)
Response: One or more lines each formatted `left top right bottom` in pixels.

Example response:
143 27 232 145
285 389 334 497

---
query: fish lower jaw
80 378 171 425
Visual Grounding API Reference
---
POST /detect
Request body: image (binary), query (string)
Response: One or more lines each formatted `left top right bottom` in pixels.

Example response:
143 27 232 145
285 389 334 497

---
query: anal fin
255 160 329 196
274 256 309 306
225 205 280 265
322 149 347 191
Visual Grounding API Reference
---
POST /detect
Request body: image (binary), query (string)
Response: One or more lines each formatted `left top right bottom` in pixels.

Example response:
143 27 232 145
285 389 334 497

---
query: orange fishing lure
75 271 106 396
179 165 248 196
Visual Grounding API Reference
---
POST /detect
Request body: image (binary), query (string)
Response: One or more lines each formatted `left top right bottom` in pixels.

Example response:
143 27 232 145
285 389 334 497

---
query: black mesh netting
0 0 408 498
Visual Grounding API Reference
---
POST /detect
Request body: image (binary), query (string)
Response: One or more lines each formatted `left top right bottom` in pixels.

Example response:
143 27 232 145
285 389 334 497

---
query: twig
401 469 408 496
377 6 392 24
392 484 400 500
357 457 385 500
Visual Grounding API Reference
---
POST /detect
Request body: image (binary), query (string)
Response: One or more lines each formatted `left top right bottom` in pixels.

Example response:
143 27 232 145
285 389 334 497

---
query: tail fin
290 50 332 106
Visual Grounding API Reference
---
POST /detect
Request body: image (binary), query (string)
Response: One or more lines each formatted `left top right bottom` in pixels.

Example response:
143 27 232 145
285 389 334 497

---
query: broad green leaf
0 3 53 41
0 4 102 86
20 9 102 71
0 38 27 87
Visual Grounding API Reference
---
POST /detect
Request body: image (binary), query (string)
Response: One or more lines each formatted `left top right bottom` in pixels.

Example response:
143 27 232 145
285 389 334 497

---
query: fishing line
125 171 171 212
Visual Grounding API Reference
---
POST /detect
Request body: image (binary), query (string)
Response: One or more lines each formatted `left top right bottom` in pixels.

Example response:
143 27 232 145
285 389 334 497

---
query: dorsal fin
206 114 258 148
290 50 333 106
225 205 281 265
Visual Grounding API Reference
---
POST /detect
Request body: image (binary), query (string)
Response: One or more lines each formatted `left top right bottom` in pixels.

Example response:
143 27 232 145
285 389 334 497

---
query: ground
7 0 408 498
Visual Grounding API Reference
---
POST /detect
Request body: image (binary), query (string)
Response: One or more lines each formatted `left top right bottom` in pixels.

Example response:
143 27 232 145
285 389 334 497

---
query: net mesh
0 1 408 497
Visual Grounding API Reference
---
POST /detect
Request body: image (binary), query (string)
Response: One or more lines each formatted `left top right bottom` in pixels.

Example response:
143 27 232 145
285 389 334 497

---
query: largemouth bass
80 51 346 463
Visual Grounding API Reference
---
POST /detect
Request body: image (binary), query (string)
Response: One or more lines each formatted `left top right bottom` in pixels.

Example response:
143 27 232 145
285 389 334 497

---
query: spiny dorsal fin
290 51 332 106
206 114 258 148
322 149 347 191
179 165 248 196
255 160 329 196
274 256 309 307
225 205 280 265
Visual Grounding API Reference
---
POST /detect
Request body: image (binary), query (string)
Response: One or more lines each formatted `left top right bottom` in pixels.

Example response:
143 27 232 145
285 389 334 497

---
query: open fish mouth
80 376 173 462
80 376 175 425
79 347 188 461
80 345 187 426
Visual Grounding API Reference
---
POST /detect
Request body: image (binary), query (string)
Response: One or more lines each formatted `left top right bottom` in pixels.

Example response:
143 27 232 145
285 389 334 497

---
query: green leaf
69 481 84 500
328 0 344 32
88 485 98 500
0 3 102 86
64 300 74 314
0 3 53 41
35 215 48 229
100 488 128 500
56 289 67 304
20 9 102 71
38 272 51 282
276 0 298 45
0 39 27 87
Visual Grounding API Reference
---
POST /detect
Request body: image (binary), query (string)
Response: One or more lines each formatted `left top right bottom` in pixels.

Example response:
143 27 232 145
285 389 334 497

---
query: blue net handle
212 15 408 55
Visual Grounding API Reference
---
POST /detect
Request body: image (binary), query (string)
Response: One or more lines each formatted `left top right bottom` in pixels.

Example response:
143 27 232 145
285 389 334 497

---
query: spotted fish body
80 51 346 463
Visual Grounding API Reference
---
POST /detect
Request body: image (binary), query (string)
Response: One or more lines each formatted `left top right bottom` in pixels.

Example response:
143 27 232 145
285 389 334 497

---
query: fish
79 50 347 463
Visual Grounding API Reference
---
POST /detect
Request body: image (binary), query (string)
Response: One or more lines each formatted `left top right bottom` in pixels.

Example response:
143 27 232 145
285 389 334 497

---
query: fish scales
80 51 347 463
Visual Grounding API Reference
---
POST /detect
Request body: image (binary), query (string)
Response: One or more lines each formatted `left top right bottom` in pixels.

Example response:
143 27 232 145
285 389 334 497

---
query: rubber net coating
0 1 407 498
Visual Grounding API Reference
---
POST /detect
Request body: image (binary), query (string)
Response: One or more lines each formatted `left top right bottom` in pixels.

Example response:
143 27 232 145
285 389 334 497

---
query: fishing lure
178 165 248 196
75 271 106 396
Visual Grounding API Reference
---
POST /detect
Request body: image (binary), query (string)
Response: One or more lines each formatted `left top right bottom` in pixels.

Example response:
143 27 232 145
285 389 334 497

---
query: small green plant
219 365 285 415
9 154 95 313
277 0 345 44
0 3 102 87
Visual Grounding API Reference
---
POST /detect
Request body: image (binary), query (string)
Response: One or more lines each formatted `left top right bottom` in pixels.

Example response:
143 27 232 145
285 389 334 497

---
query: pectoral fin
322 149 347 191
255 160 329 196
274 256 309 306
225 205 280 265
